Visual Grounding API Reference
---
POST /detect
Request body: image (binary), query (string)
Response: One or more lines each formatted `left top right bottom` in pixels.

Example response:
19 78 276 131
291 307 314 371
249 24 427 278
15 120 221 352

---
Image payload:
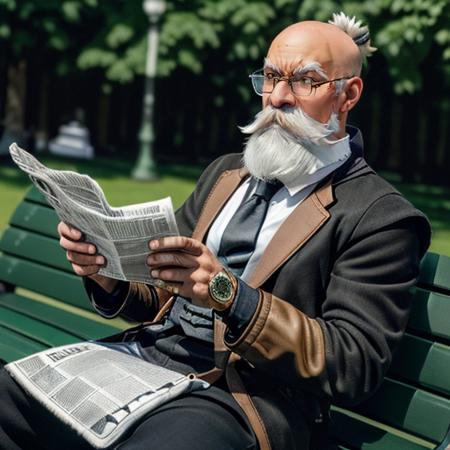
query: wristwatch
208 267 237 311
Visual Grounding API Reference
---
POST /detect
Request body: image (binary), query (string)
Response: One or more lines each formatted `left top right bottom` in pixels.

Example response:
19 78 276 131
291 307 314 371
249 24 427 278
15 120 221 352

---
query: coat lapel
192 166 335 289
248 180 334 288
192 167 248 241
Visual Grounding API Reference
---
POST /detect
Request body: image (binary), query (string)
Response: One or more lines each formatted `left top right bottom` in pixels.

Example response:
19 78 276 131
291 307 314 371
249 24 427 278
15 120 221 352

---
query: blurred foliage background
0 0 448 181
0 0 449 254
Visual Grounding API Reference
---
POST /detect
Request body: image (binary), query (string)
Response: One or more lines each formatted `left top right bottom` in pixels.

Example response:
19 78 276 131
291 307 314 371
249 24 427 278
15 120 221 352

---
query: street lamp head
143 0 166 22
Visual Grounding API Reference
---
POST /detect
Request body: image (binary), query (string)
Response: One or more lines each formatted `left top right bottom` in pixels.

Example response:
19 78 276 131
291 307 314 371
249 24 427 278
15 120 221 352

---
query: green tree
0 0 448 169
74 0 449 95
297 0 450 94
0 0 99 152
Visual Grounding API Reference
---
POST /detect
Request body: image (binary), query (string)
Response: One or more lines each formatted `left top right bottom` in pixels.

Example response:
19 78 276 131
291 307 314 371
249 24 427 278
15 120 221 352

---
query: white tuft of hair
329 12 377 60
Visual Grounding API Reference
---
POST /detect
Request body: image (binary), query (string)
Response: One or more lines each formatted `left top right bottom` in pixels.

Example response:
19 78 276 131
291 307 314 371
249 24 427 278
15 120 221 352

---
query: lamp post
131 0 166 180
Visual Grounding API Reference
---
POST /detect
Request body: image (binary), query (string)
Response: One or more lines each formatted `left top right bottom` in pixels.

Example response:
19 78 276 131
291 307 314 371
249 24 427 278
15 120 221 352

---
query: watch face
210 272 233 304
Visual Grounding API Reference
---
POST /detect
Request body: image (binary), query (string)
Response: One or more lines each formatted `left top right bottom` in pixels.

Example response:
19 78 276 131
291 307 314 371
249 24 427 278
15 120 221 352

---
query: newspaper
5 342 209 448
9 143 179 284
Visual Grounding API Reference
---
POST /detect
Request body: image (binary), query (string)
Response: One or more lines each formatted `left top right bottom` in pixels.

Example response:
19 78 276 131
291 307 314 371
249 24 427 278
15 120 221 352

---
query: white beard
240 106 340 186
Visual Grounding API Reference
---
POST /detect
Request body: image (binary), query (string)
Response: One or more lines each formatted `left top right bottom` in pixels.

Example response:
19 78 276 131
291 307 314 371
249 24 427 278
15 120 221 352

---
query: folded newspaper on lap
5 343 209 448
9 143 179 284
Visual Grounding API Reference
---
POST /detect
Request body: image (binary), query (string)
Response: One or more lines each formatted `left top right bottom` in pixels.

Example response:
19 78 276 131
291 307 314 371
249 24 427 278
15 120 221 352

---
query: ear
339 77 363 113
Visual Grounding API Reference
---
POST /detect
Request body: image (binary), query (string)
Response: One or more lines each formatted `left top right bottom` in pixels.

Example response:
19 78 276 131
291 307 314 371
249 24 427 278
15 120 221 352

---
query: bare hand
57 221 117 293
147 236 224 307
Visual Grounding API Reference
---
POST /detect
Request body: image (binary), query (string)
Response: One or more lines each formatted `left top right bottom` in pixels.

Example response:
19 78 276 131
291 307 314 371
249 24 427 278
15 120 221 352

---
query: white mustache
239 106 339 145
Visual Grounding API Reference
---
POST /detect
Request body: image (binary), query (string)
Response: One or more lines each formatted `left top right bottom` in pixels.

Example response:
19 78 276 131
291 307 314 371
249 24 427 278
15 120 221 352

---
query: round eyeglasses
249 69 352 97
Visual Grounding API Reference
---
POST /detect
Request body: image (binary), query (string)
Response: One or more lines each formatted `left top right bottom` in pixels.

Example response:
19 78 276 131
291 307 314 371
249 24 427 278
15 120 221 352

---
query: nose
267 79 296 109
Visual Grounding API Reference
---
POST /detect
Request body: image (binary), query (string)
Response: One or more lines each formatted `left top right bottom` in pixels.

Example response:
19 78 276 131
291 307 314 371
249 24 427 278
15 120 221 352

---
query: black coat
89 126 431 449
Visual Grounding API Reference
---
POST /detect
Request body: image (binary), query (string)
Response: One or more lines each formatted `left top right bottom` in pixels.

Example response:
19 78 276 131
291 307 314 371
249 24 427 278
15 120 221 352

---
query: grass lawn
386 180 450 256
0 154 449 256
0 154 200 231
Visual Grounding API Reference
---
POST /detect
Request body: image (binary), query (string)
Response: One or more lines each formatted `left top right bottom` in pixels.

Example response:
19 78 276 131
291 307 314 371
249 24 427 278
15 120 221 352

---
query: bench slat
329 410 431 450
0 255 92 311
0 228 71 272
409 288 450 341
389 333 450 396
10 201 59 238
355 378 450 444
0 306 79 347
25 186 48 205
0 327 47 362
418 253 450 293
0 293 121 340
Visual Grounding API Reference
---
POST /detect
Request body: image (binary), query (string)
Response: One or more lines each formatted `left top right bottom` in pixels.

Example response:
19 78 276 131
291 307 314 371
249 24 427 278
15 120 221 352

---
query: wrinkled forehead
266 25 346 77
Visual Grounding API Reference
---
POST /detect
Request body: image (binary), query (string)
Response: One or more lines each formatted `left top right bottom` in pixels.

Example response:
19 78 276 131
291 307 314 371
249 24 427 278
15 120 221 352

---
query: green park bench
0 186 449 450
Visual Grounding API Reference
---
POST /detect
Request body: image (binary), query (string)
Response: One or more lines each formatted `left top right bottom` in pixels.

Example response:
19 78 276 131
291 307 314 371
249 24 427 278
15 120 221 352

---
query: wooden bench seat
0 186 449 449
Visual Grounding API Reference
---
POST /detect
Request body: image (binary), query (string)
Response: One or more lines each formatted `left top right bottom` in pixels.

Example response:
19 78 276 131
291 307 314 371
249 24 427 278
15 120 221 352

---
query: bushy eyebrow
263 58 282 73
293 62 328 80
263 58 328 80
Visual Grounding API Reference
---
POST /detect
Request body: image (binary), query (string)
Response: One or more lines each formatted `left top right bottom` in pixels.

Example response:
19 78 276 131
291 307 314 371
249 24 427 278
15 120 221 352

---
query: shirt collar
283 134 351 196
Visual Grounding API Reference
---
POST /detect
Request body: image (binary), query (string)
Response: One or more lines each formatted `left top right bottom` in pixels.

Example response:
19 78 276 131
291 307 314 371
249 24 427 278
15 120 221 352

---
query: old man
0 12 430 450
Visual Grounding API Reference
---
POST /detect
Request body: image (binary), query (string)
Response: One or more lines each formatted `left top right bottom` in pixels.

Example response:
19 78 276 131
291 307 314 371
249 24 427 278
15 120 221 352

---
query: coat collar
192 126 368 288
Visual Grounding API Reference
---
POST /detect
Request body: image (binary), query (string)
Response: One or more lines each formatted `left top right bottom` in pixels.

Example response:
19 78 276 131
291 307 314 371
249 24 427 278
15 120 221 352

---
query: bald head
267 21 362 78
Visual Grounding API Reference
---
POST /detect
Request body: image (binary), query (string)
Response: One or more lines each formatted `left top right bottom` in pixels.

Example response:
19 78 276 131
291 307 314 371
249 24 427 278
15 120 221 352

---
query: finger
71 264 101 277
152 279 182 296
57 222 83 241
151 267 192 284
147 251 195 269
149 236 203 256
67 251 105 267
59 236 97 255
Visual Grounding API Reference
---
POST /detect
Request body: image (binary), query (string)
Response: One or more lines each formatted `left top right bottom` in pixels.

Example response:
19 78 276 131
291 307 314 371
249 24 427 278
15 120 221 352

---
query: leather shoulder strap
197 318 272 450
226 361 272 450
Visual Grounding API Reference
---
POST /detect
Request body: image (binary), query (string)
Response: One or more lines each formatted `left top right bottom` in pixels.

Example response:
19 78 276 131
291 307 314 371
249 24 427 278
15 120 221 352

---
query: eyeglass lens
251 74 314 96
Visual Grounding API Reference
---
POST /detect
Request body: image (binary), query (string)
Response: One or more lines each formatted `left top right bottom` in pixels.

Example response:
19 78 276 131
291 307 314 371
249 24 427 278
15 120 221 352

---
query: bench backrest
330 255 450 448
0 186 122 363
0 187 91 310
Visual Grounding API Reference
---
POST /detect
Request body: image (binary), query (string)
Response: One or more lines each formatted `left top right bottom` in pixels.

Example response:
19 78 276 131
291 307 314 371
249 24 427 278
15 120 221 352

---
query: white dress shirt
206 135 351 282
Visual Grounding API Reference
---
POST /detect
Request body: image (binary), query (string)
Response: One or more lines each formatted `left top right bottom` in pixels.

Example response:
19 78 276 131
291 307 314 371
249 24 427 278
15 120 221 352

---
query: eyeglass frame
249 69 353 97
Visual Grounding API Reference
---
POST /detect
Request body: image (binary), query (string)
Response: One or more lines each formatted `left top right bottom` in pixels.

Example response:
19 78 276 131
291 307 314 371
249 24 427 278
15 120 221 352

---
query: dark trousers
0 368 257 450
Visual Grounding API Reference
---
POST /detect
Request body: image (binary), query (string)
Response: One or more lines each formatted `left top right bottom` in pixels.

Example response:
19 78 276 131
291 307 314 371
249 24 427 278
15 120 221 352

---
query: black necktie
218 178 281 276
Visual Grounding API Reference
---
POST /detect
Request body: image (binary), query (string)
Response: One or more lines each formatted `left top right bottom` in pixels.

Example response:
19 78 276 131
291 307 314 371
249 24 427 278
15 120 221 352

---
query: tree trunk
435 107 449 184
415 105 428 182
368 89 381 166
35 71 49 151
0 60 27 154
387 97 402 172
97 90 110 151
